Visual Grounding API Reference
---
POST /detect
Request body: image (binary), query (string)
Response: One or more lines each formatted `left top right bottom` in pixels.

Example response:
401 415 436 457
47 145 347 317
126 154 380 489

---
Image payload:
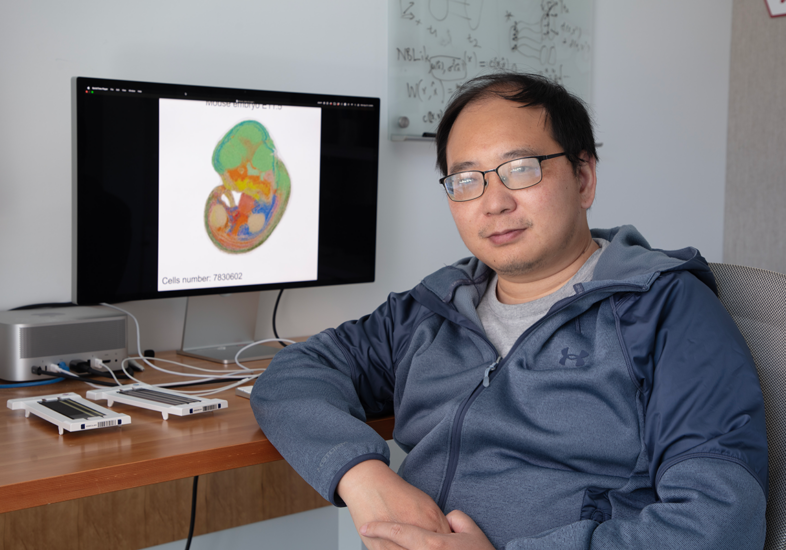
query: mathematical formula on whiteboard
388 0 593 140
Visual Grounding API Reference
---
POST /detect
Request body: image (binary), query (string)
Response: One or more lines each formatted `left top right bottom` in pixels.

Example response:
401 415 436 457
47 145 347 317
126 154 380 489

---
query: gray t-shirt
477 239 608 357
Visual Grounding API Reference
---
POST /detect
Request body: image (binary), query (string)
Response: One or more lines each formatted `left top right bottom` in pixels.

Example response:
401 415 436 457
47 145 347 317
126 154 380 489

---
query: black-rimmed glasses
439 152 566 202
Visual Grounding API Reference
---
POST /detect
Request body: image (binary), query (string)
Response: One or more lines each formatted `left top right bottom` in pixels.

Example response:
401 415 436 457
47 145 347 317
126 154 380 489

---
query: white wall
590 1 732 259
0 0 467 351
724 1 786 273
0 0 733 547
0 0 733 346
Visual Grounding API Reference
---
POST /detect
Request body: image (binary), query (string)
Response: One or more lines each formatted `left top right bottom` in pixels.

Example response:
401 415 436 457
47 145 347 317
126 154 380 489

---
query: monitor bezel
72 76 380 305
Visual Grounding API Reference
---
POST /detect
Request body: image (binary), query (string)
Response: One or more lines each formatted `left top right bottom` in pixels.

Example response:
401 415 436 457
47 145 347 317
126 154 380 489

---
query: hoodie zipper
436 356 500 510
482 359 498 387
432 281 646 511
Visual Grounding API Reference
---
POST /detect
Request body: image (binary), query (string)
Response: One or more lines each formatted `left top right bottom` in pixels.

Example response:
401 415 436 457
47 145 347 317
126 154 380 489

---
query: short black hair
435 72 597 176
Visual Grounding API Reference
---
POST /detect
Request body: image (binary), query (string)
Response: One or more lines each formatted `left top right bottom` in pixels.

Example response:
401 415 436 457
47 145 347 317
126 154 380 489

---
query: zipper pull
482 357 501 387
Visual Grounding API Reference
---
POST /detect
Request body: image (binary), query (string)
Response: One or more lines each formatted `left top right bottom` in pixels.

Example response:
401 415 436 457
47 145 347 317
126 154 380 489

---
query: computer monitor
73 76 379 362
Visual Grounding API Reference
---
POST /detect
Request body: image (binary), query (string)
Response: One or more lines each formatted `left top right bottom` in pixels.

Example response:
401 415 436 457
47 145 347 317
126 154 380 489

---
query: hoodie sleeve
506 270 768 549
250 289 424 506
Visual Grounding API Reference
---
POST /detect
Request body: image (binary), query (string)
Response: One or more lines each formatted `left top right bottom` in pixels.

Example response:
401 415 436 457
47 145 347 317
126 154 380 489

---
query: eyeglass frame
438 152 567 202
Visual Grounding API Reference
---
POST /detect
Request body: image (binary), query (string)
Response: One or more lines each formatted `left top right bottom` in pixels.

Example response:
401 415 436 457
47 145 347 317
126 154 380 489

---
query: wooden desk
0 351 394 549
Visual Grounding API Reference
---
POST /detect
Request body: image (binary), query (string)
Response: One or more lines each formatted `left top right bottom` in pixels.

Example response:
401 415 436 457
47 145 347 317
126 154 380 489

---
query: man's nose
481 171 516 214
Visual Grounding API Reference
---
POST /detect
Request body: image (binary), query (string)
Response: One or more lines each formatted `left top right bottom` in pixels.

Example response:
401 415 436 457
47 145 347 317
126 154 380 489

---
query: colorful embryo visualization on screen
205 121 291 253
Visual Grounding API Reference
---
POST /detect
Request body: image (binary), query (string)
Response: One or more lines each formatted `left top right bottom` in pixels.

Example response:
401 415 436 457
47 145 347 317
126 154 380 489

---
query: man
251 72 767 549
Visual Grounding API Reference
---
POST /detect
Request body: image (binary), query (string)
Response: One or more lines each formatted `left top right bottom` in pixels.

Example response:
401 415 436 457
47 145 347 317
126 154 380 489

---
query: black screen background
74 78 379 304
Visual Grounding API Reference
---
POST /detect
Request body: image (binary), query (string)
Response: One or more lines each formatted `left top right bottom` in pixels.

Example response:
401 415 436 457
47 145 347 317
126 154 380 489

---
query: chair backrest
709 262 786 550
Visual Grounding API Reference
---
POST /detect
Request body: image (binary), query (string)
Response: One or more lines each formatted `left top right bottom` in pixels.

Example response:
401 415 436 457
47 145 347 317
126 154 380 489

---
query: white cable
47 363 84 381
100 303 161 373
81 358 255 396
122 355 265 379
102 302 284 375
65 357 255 394
177 338 293 397
90 357 123 386
234 338 295 371
45 361 123 390
99 302 290 395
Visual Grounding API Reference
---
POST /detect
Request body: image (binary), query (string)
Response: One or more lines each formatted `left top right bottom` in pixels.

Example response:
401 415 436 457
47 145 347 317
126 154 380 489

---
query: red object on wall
765 0 786 17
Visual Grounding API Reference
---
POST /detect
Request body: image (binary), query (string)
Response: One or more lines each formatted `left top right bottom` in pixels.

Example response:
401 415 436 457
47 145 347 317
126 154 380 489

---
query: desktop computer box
0 306 128 382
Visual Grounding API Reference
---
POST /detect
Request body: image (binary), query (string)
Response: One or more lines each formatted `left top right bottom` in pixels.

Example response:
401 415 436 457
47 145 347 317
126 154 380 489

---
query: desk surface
0 351 394 514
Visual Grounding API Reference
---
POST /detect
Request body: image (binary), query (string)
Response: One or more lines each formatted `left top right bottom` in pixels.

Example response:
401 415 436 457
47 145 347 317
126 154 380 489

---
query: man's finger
361 521 427 549
446 509 480 534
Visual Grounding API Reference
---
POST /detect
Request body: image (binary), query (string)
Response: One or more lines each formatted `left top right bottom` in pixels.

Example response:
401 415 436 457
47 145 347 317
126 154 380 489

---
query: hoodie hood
420 225 716 309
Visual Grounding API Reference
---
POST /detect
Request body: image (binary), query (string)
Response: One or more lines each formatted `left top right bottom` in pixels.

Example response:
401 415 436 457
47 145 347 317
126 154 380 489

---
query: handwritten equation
389 0 593 139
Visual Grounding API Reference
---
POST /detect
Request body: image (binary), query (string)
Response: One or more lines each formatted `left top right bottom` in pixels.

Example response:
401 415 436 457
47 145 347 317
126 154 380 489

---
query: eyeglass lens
443 157 543 201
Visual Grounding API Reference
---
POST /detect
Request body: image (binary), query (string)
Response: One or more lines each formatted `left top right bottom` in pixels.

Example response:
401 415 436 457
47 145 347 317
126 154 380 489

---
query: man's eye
510 164 535 174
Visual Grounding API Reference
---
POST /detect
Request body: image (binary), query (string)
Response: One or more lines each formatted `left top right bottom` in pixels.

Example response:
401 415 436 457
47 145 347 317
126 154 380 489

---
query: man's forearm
338 459 452 550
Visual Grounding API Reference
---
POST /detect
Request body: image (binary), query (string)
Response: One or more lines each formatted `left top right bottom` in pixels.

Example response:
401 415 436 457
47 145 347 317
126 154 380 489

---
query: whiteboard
388 0 593 140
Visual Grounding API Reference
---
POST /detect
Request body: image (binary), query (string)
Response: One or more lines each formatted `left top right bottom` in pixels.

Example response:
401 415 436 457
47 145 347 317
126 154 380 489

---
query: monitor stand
178 293 283 364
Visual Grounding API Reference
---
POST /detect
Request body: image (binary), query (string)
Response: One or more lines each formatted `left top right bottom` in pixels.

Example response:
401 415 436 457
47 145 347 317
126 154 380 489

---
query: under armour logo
560 347 589 367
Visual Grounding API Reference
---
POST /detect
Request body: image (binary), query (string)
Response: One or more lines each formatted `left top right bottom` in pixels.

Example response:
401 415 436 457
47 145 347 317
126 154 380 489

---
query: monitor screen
72 77 379 305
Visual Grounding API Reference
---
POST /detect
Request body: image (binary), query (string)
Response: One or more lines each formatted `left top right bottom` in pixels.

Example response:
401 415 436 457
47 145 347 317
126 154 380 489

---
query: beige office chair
709 263 786 550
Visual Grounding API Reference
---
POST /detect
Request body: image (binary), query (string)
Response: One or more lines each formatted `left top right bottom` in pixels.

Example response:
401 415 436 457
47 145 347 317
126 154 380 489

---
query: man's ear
576 152 597 210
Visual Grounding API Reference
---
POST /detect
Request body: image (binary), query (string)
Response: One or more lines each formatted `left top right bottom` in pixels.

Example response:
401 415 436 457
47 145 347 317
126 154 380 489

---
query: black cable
32 361 139 387
157 377 257 389
10 302 76 311
185 475 199 550
74 377 119 387
32 368 120 387
85 365 133 379
272 289 288 347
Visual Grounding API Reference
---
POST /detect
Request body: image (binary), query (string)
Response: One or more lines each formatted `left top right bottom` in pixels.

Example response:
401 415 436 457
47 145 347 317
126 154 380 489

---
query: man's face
445 95 596 284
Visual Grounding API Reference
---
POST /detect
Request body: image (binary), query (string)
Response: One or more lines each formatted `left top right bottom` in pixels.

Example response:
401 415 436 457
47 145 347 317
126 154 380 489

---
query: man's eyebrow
502 147 540 160
448 148 540 174
448 160 479 174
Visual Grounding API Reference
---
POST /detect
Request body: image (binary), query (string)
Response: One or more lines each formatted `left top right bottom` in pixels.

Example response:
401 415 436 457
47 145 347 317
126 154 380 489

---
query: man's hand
337 460 450 550
360 509 496 550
